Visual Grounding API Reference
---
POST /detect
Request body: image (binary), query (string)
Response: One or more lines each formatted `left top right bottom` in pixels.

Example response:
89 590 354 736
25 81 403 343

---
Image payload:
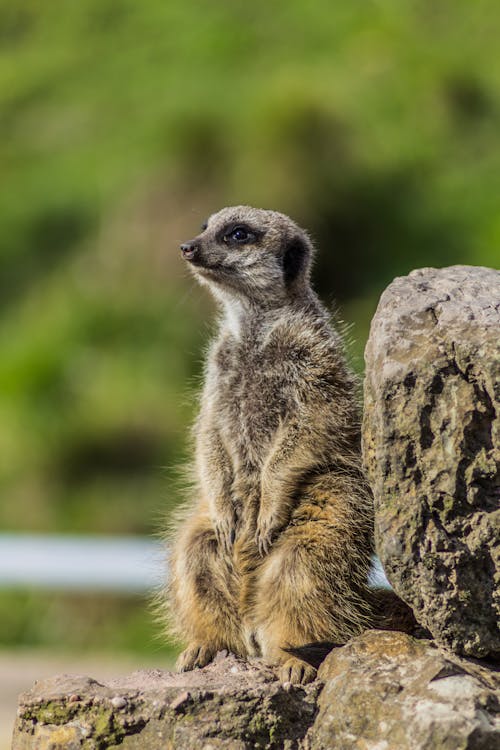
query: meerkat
165 206 380 684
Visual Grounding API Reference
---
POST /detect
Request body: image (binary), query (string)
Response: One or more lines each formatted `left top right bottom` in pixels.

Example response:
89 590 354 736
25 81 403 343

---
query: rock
12 634 499 749
363 265 500 658
308 630 500 750
12 654 320 749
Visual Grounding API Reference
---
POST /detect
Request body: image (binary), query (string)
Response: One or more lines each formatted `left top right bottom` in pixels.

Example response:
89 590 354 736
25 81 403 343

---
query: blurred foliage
0 588 176 659
0 0 499 651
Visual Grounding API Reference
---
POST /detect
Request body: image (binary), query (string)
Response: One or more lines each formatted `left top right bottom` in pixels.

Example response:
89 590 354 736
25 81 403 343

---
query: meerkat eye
223 226 255 245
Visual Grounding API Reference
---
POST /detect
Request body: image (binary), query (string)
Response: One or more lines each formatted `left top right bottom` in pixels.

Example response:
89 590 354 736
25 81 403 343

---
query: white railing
0 533 165 592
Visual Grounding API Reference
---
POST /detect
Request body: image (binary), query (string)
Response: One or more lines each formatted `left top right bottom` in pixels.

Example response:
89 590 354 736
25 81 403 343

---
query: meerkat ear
283 236 308 285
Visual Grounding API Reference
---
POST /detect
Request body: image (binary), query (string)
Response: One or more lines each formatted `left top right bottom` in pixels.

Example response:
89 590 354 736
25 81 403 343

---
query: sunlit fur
165 206 376 684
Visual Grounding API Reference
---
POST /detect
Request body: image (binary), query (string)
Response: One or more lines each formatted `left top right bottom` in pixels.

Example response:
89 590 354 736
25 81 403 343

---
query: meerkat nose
180 241 199 260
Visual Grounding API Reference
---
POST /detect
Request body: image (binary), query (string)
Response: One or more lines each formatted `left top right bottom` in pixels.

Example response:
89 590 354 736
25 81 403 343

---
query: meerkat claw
213 515 237 553
255 513 280 556
255 530 271 557
176 643 217 672
279 657 317 685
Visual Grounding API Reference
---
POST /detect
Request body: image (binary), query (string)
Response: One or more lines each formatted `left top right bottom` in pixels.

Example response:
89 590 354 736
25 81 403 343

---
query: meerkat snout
180 240 200 261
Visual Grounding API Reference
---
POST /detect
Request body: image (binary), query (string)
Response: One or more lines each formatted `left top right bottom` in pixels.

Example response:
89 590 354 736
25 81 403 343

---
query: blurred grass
0 588 176 659
1 0 499 653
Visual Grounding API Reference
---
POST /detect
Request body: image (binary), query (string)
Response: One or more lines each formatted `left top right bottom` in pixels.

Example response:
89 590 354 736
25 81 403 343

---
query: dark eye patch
201 220 208 231
229 226 252 243
217 222 263 246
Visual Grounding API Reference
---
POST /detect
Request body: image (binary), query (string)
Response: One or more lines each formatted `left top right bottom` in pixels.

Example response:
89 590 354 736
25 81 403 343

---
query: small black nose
180 240 199 259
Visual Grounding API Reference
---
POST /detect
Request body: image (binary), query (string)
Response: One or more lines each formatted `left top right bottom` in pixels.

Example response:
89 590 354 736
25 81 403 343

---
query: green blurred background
1 0 499 661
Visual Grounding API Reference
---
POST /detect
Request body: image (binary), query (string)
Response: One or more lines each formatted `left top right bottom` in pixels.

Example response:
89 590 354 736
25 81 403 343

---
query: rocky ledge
12 649 319 749
12 632 500 749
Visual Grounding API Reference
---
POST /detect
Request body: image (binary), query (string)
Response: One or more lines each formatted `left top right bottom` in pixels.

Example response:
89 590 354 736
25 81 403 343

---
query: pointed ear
283 236 308 285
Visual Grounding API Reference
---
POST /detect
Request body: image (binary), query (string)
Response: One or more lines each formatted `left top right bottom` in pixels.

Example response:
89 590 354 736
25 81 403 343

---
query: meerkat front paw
213 508 239 554
176 643 217 672
255 509 281 556
278 656 317 685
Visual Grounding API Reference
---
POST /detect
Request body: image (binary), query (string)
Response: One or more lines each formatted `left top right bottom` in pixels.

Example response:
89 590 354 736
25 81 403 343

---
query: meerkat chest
211 341 290 462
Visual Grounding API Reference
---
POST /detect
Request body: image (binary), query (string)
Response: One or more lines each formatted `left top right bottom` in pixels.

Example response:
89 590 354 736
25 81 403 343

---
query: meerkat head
180 206 315 306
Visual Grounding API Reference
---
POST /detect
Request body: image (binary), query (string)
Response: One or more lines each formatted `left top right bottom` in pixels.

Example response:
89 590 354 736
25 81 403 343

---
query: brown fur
165 206 376 684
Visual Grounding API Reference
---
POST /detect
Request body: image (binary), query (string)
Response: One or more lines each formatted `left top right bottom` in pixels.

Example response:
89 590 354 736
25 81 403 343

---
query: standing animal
166 206 379 684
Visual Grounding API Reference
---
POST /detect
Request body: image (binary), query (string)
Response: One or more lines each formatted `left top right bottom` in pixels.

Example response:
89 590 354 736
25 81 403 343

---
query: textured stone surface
363 265 500 658
13 634 499 749
12 653 320 749
309 630 500 750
